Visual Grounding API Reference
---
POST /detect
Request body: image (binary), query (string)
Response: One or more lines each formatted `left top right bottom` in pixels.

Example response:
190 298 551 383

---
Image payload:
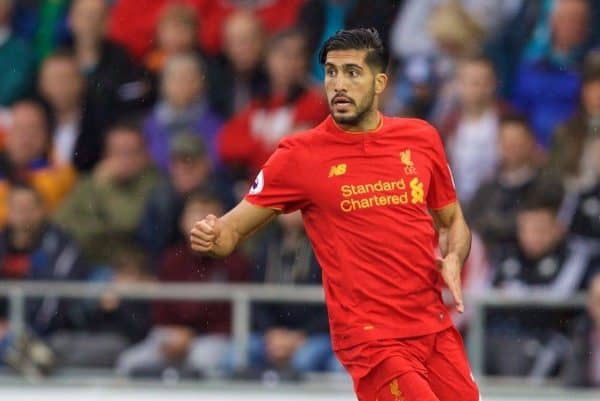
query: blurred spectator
297 0 396 80
386 1 490 119
145 3 201 73
117 190 249 378
560 137 600 239
563 271 600 387
143 53 222 171
54 122 160 267
491 191 600 296
390 0 523 62
37 50 95 170
0 184 87 376
549 64 600 189
49 247 152 368
512 0 593 148
0 100 77 226
218 29 328 184
0 0 35 106
438 56 501 203
108 0 303 58
467 115 541 249
199 0 305 55
137 134 219 261
232 211 340 379
207 10 267 118
67 0 154 170
486 192 600 376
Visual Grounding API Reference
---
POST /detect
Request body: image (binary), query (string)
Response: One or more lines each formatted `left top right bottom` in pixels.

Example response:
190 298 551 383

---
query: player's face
324 49 386 127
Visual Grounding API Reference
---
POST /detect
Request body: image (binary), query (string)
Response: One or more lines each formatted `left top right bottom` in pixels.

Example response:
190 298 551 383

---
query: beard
330 84 376 127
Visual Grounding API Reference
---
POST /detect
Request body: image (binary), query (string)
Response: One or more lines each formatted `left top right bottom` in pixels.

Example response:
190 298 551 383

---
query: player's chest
306 144 433 214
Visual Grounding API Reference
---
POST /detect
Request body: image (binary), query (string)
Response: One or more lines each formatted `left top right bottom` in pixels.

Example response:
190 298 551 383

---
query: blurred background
0 0 599 399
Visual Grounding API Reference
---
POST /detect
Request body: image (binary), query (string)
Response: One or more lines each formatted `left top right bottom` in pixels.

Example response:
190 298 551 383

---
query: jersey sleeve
244 138 309 213
427 127 457 209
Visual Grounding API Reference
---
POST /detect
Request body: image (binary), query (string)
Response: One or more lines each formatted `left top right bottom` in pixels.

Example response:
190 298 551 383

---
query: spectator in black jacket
563 271 600 387
0 184 88 375
467 115 547 251
232 211 341 379
65 0 155 170
205 11 267 119
49 247 152 369
560 136 600 239
136 134 230 263
486 192 600 376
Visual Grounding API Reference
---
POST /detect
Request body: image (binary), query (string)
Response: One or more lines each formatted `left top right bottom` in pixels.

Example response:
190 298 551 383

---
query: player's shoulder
277 123 328 150
385 116 436 132
385 116 441 144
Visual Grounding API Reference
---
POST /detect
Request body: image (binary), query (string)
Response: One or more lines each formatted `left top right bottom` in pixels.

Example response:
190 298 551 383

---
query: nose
332 75 347 93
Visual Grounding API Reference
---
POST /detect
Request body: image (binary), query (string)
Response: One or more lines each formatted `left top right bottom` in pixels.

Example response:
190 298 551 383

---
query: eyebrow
325 62 364 70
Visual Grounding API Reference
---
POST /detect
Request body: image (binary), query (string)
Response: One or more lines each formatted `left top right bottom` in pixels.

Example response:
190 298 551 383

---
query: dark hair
105 119 143 139
318 28 388 73
583 64 600 85
519 179 565 215
267 28 308 57
499 113 534 138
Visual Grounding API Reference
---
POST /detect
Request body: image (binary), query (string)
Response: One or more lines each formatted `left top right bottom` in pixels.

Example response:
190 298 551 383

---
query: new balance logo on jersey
329 163 347 177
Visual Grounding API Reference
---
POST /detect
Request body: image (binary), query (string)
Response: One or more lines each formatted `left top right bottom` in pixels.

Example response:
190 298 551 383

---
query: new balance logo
328 163 347 177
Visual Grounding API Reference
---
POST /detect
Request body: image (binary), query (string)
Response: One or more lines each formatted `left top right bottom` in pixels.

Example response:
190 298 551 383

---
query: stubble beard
330 85 376 128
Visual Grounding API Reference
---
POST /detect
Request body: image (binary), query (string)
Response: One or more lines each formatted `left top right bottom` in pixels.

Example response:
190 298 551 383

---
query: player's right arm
190 200 278 258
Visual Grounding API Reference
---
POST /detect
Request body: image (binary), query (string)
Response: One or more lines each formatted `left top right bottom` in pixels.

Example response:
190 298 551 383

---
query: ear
374 73 388 95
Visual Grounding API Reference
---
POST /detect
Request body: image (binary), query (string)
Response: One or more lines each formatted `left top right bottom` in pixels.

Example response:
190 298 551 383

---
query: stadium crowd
0 0 599 387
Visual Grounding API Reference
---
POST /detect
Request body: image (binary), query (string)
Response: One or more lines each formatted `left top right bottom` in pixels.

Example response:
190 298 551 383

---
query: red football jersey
245 115 457 351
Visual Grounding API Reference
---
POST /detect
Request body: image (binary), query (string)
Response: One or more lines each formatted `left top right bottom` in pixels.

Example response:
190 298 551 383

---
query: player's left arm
431 201 472 313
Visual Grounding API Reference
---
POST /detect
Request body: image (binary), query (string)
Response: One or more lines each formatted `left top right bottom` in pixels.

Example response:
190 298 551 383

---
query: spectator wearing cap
54 123 160 267
0 100 77 227
218 29 328 184
0 0 35 106
143 53 223 172
117 190 249 378
549 65 600 190
137 134 228 262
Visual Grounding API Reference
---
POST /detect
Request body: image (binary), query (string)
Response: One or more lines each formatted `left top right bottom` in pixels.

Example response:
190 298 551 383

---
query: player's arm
431 201 472 313
190 200 278 258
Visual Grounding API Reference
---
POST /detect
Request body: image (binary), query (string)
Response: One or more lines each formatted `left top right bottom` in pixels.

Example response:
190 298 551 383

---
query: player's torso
304 121 435 224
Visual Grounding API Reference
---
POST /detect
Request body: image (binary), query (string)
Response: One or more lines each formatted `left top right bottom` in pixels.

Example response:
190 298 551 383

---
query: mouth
332 96 354 112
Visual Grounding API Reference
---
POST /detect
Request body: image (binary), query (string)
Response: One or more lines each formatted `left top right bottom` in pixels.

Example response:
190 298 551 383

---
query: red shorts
335 327 480 401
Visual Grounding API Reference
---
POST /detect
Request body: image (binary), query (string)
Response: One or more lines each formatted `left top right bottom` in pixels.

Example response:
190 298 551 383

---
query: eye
326 69 336 77
349 70 359 78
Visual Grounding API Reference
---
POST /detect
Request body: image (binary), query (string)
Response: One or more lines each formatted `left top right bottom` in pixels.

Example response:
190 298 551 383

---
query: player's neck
337 110 382 133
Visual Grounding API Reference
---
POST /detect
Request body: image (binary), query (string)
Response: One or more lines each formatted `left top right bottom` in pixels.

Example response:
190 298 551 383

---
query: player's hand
190 214 221 254
437 253 464 313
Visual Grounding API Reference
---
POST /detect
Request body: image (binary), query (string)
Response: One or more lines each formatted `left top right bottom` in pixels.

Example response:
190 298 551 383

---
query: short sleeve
427 127 457 209
244 138 309 213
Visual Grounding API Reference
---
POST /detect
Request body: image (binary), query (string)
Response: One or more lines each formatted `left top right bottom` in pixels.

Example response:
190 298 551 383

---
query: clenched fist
190 214 222 254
